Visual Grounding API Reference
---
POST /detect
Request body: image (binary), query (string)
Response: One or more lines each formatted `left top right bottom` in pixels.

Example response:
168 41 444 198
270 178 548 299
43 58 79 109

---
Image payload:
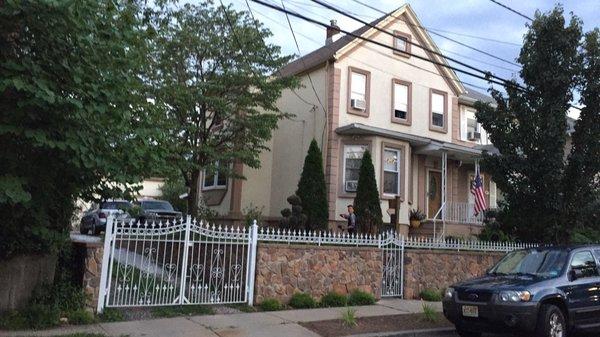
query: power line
308 0 521 88
250 0 522 91
488 0 533 21
427 28 521 47
248 4 492 93
348 0 522 68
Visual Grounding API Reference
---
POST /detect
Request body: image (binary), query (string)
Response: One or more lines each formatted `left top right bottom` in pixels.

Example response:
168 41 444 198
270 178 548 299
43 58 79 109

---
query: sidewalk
0 299 446 337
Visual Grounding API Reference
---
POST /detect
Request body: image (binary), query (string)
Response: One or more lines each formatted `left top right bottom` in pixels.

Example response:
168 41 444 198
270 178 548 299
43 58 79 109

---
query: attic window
393 31 411 56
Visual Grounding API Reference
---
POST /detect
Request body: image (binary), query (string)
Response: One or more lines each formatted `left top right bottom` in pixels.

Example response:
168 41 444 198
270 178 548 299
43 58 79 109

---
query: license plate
462 305 479 318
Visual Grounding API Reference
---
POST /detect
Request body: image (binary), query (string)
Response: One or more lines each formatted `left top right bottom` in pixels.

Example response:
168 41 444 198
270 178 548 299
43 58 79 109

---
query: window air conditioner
350 99 366 110
345 180 358 192
467 131 481 141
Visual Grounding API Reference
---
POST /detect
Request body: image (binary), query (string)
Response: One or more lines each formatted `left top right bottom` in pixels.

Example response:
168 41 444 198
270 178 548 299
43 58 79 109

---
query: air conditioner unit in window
468 131 481 141
345 180 358 192
350 98 366 110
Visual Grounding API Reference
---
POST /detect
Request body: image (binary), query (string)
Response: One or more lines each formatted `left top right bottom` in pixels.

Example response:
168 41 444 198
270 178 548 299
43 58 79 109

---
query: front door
427 171 442 219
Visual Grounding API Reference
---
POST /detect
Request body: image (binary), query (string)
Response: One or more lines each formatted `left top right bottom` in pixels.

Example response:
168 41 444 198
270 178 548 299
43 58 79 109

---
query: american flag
471 169 487 216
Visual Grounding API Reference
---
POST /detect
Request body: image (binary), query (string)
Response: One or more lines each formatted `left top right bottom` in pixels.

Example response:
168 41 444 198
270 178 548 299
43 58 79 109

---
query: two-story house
198 4 500 238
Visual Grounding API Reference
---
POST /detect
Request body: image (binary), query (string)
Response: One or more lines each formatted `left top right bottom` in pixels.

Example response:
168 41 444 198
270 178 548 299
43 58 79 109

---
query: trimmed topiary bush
348 290 376 306
419 288 443 302
296 139 328 231
289 292 317 309
354 150 383 234
260 298 282 311
320 292 348 307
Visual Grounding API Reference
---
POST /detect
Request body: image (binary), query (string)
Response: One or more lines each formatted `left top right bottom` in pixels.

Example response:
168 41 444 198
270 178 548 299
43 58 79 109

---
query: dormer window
347 67 370 116
393 31 411 56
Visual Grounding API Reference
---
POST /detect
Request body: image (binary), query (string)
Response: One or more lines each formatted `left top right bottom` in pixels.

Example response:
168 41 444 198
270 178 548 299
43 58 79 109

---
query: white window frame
350 71 367 102
343 144 367 193
202 161 227 190
431 91 445 128
383 148 401 196
461 107 490 144
393 82 409 120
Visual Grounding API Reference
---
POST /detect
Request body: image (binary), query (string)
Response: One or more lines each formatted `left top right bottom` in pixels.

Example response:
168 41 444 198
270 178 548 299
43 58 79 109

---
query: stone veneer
71 237 104 312
254 243 382 304
402 249 504 299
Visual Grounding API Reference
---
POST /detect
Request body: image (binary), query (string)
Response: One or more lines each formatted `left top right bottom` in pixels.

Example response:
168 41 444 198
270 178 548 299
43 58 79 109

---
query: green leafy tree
353 150 382 234
475 7 598 243
563 29 600 237
160 176 188 213
0 1 164 259
296 139 328 230
149 1 298 217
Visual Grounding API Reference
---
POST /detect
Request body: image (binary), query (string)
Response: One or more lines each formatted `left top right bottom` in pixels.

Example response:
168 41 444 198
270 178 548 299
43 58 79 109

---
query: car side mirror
569 268 584 281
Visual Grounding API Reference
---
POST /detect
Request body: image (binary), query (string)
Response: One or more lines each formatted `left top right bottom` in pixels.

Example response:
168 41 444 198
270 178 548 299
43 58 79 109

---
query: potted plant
409 208 426 228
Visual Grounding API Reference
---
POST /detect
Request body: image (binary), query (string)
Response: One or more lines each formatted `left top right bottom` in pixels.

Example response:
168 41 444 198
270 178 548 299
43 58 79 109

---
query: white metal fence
97 216 534 311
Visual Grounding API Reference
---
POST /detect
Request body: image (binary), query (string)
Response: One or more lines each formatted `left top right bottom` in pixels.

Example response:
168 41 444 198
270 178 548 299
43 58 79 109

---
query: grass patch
419 288 443 302
66 309 96 325
98 308 125 322
259 298 282 311
150 305 213 318
422 302 439 322
289 292 317 309
320 292 348 308
348 290 375 306
340 307 358 327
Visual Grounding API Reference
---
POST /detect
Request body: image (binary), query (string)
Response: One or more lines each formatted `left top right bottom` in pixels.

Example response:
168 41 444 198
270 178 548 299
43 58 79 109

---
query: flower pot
410 219 421 228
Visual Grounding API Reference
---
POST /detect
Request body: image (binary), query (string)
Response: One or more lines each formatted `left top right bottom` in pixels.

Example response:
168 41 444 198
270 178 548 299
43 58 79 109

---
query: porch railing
444 202 484 225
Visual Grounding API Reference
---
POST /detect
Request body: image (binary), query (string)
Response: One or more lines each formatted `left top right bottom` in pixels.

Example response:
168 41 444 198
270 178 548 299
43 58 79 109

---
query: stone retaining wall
71 237 104 312
254 243 382 304
402 249 504 299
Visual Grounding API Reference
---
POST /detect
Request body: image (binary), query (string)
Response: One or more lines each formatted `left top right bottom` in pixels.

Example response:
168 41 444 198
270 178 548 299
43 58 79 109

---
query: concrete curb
347 327 456 337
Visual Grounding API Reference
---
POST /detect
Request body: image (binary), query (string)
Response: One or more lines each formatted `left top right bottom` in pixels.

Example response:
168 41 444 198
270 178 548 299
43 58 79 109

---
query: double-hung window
348 67 370 115
383 148 401 195
203 161 227 189
392 80 411 123
393 31 411 56
343 144 367 192
430 90 447 131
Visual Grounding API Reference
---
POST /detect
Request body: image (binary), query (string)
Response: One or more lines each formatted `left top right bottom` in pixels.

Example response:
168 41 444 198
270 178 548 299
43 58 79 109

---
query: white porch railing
445 202 485 224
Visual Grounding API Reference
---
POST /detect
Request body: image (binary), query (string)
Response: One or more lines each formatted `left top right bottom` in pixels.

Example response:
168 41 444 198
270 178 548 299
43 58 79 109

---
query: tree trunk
187 169 200 219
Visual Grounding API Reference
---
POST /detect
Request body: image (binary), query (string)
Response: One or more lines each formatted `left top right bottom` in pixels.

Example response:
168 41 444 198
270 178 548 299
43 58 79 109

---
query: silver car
79 200 132 235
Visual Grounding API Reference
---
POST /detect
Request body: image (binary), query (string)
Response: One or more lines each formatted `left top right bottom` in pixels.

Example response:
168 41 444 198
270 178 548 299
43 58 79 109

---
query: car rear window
100 201 132 210
141 201 174 211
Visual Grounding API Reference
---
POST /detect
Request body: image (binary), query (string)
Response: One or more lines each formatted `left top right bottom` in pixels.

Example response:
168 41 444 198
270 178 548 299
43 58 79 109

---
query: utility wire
249 5 491 93
348 0 522 68
488 0 533 21
309 0 515 87
428 28 521 47
219 0 317 109
254 0 521 90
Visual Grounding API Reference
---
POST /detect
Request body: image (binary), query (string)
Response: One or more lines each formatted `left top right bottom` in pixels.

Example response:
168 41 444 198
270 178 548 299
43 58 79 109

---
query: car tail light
99 212 107 219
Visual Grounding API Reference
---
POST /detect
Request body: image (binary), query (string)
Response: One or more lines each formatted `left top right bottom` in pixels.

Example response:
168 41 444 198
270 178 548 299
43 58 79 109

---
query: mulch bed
300 313 453 337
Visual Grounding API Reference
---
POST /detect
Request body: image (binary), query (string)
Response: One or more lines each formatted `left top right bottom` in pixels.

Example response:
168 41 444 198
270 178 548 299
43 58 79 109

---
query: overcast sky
228 0 599 117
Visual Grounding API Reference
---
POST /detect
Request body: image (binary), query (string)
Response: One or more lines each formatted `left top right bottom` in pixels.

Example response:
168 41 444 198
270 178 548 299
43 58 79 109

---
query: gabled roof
279 12 389 78
278 5 465 95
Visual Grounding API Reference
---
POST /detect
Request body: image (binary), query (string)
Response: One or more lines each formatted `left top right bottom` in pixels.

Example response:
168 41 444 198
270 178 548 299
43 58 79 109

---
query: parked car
443 245 600 337
136 199 182 225
80 200 132 235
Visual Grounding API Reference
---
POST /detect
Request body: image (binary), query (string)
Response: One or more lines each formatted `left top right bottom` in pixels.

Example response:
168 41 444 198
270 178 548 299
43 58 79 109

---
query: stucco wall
254 243 382 304
403 249 503 299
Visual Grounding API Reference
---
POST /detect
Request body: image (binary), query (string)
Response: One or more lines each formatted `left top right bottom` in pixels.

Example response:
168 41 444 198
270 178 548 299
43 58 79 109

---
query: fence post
247 220 259 306
97 216 115 313
400 235 405 299
178 215 192 304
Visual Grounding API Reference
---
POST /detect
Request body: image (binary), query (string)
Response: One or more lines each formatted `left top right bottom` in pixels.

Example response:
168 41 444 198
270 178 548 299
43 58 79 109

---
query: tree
0 1 163 259
475 7 596 243
296 139 328 230
353 150 382 234
149 1 298 217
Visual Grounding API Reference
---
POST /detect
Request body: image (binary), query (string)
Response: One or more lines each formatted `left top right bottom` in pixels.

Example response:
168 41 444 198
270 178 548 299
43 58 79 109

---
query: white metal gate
381 234 404 298
97 217 258 312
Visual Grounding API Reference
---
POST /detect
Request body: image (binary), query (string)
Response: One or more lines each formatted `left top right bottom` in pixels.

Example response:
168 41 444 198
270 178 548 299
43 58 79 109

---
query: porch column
441 151 447 221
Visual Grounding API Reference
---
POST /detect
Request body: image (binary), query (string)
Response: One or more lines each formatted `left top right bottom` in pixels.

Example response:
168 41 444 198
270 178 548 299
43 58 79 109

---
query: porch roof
335 123 482 161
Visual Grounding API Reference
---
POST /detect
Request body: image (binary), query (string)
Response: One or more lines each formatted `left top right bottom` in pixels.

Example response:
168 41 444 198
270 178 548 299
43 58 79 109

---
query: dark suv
443 245 600 337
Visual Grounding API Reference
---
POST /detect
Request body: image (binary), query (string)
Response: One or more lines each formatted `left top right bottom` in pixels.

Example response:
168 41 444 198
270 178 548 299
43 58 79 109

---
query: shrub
347 290 375 306
259 298 282 311
296 139 329 231
354 150 383 234
288 292 317 309
66 309 96 325
98 308 124 322
422 302 438 322
341 307 358 327
419 288 443 302
22 303 61 329
0 310 27 330
320 292 348 307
